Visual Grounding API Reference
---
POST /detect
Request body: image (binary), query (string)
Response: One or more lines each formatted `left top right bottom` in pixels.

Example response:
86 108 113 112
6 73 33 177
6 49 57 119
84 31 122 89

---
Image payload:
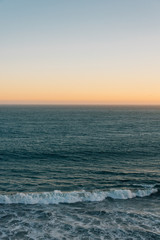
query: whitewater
0 188 158 205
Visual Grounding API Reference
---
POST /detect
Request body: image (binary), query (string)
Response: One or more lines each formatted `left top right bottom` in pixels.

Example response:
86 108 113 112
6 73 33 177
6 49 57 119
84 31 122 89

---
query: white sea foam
0 188 158 205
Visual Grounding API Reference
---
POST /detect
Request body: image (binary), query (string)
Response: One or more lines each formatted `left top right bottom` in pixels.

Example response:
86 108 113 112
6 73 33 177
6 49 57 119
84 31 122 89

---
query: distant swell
0 188 158 205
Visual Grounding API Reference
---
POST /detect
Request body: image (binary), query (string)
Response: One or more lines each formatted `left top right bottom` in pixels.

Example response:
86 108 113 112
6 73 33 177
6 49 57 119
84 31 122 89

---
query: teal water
0 106 160 239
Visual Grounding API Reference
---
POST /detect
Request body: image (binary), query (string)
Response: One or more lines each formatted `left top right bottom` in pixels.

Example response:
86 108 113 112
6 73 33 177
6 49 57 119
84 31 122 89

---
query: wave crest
0 188 158 205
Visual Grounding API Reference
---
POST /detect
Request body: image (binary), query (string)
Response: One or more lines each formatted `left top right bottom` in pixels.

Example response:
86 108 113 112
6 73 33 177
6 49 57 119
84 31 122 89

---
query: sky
0 0 160 105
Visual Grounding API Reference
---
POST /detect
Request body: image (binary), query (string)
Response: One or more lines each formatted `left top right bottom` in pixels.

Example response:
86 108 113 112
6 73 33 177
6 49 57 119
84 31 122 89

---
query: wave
0 188 158 205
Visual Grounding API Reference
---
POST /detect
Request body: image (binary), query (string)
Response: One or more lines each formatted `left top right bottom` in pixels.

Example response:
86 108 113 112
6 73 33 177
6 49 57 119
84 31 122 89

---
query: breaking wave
0 188 158 205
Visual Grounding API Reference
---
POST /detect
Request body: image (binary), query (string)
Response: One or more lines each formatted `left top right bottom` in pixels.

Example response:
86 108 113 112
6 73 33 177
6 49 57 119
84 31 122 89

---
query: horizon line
0 103 160 107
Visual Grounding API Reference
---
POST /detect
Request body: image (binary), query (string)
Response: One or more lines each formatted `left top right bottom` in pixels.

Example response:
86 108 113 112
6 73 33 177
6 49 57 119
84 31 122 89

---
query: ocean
0 105 160 240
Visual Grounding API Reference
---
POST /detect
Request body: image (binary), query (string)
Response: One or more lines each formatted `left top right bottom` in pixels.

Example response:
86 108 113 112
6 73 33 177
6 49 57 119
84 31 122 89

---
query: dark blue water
0 106 160 239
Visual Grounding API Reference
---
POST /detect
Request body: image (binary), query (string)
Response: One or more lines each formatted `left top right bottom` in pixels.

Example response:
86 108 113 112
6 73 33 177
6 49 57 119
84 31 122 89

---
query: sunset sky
0 0 160 104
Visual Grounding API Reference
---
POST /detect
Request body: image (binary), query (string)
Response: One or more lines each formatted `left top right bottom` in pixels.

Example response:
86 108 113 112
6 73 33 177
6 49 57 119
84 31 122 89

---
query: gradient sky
0 0 160 104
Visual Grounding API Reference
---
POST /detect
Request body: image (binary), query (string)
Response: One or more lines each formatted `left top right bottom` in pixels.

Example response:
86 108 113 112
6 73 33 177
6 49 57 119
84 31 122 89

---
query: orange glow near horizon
1 70 160 105
1 74 160 105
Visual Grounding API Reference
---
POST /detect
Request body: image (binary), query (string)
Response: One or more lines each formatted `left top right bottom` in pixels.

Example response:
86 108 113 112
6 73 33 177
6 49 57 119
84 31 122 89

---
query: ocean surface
0 105 160 240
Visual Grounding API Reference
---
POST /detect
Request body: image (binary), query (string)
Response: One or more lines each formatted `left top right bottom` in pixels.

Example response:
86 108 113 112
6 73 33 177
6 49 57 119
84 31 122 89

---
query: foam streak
0 188 158 205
